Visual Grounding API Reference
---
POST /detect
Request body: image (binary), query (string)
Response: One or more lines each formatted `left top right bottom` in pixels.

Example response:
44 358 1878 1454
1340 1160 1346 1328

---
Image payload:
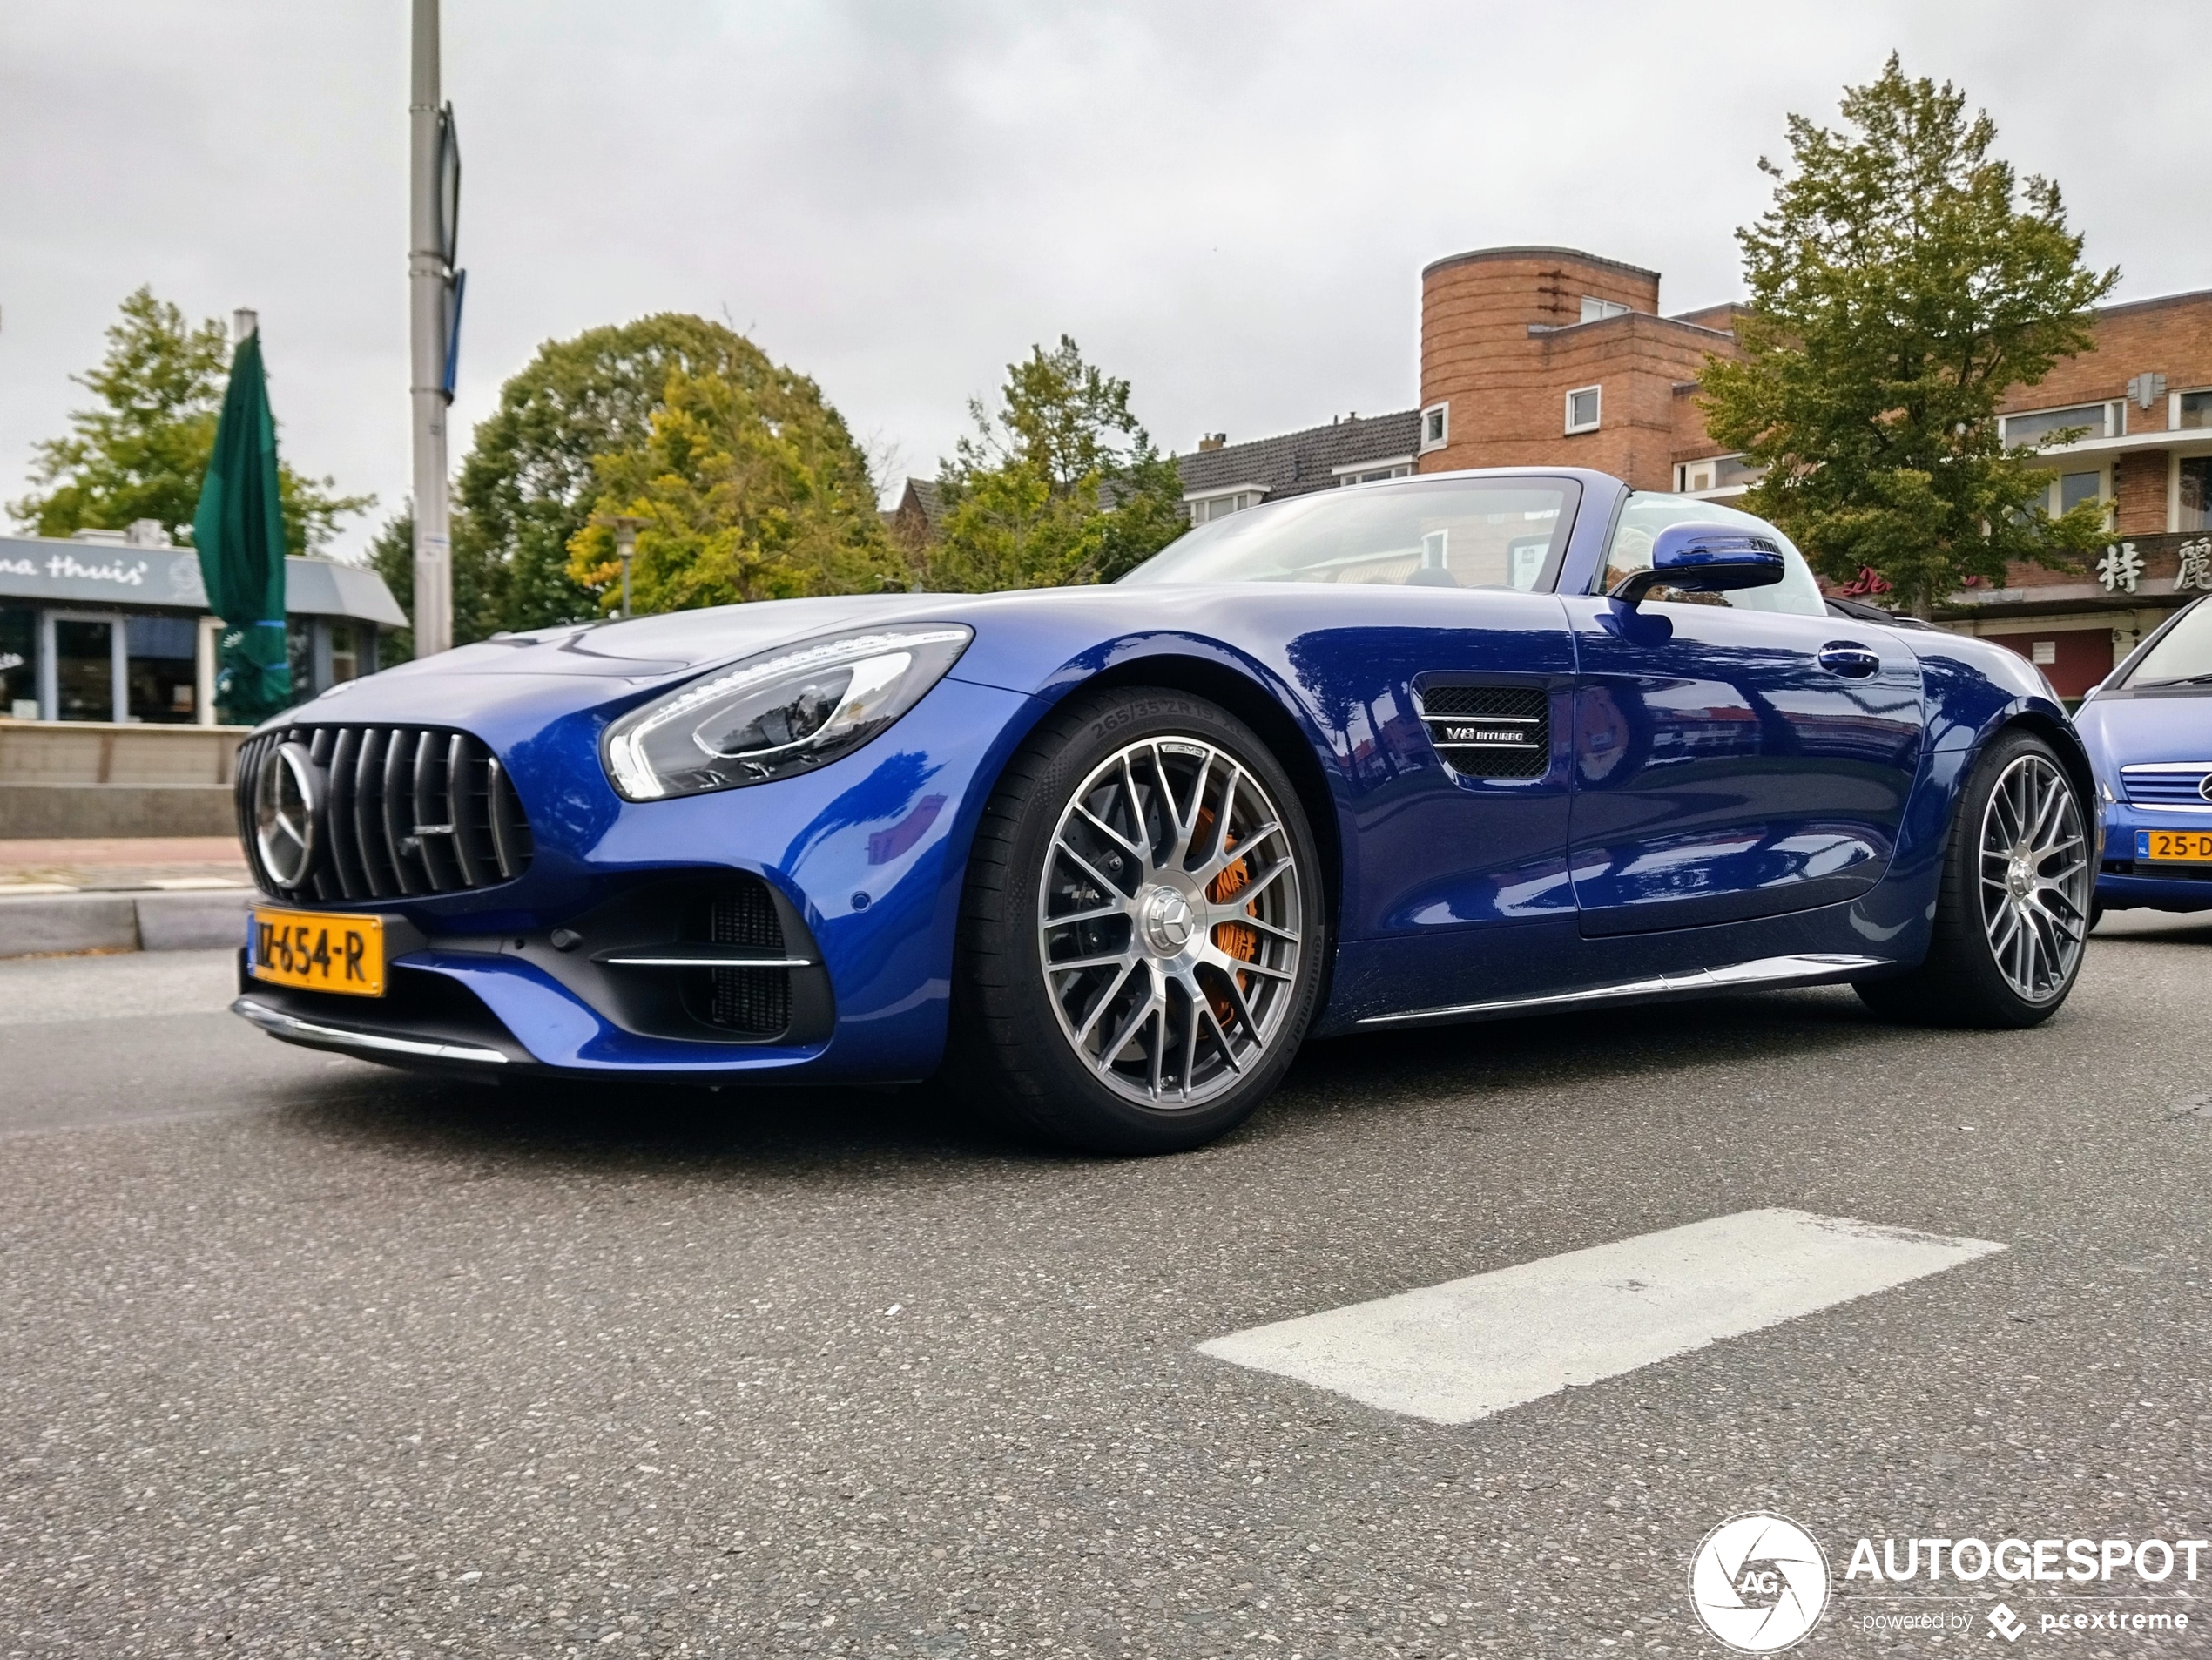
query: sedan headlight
603 625 973 801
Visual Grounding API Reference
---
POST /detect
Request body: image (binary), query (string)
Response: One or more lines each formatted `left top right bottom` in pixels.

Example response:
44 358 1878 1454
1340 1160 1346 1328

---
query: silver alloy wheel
1036 736 1304 1107
1977 752 2090 1002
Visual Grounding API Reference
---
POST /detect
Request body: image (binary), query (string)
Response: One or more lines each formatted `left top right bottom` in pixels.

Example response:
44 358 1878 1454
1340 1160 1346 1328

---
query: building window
1420 402 1449 451
0 606 35 720
2179 456 2212 531
2001 401 2120 448
1675 455 1768 495
1186 490 1261 524
125 614 199 724
1333 455 1415 488
1564 386 1602 435
2029 467 2108 521
1580 296 1629 323
2174 389 2212 430
53 617 117 722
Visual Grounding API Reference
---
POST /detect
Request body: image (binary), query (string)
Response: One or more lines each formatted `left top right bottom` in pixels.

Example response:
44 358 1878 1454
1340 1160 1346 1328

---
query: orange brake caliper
1197 806 1258 1024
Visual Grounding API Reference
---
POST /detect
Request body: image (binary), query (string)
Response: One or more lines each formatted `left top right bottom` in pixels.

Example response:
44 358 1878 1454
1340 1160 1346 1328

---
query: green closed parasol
192 328 291 721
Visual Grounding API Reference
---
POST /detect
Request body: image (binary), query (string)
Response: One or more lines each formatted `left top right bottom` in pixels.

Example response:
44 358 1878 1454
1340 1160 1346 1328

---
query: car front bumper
2095 801 2212 913
230 675 1042 1083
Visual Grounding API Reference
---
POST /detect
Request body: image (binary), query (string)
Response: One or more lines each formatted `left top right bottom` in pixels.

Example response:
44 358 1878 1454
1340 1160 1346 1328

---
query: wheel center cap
2007 854 2035 899
1138 886 1197 956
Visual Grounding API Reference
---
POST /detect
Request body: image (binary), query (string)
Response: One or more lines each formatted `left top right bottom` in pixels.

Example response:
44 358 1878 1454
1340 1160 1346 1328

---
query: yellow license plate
2140 829 2212 865
249 908 386 997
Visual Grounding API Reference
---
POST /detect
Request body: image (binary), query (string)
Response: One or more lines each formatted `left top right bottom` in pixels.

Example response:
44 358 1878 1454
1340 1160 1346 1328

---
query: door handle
1817 643 1882 679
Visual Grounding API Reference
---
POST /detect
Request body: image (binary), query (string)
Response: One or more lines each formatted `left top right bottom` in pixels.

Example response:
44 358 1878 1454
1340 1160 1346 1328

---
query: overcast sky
4 1 2209 563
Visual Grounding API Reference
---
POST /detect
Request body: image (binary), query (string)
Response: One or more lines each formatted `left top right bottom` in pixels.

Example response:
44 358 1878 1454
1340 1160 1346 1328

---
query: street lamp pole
593 515 645 618
408 0 452 657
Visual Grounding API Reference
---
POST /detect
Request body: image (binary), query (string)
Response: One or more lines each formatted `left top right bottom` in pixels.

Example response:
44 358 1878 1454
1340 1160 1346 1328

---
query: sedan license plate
249 908 386 997
2138 828 2212 866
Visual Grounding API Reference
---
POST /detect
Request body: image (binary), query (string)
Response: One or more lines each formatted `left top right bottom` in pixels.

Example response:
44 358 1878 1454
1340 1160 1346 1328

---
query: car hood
274 594 998 733
2074 687 2212 779
388 594 951 679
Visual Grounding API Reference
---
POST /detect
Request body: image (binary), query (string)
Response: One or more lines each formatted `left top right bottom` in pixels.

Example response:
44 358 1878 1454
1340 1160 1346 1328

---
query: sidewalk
0 837 253 958
0 835 250 895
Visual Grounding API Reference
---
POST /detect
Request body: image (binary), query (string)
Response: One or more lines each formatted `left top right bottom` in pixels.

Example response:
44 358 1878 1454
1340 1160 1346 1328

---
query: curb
0 889 253 959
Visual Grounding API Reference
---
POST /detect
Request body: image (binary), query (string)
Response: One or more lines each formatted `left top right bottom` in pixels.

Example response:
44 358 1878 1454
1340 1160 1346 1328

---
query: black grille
237 725 535 901
1414 684 1550 779
704 880 791 1036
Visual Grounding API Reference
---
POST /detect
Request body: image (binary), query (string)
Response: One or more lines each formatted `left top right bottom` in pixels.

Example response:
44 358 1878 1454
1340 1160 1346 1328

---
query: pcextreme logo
1688 1513 1831 1652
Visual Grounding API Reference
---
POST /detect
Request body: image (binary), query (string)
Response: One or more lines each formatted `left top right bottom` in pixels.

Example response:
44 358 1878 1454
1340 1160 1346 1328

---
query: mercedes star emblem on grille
254 741 320 889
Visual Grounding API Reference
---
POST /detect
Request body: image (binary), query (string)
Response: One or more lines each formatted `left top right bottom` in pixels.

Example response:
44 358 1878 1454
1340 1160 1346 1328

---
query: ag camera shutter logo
1688 1513 1831 1652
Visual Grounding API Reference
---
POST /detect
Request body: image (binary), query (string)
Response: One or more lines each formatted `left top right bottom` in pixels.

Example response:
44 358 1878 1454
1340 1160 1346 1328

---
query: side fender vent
1413 684 1550 780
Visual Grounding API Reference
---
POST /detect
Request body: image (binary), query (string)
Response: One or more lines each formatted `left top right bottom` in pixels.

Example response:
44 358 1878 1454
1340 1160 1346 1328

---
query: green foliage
565 365 902 612
368 507 502 665
459 313 884 631
364 511 418 664
1697 57 2119 617
10 286 371 554
927 336 1188 591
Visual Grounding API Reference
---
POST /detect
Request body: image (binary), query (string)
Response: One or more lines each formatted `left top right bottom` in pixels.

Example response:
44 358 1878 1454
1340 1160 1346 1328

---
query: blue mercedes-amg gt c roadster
232 468 2094 1151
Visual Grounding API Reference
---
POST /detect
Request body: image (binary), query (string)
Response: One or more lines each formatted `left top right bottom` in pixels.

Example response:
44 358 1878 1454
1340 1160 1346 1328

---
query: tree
457 313 882 632
1697 57 2118 617
927 336 1187 592
10 287 370 554
364 511 418 664
365 505 505 664
564 364 902 612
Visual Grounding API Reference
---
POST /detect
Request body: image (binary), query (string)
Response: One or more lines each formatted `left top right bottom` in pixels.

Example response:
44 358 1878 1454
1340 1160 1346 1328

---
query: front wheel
947 686 1327 1153
1855 729 2092 1028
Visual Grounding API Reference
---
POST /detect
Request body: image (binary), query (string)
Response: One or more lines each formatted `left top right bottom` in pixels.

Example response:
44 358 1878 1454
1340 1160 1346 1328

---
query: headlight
603 625 973 801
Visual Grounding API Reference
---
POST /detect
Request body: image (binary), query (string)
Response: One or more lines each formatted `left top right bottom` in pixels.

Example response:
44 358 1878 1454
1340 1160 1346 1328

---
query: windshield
1119 477 1580 589
2122 598 2212 688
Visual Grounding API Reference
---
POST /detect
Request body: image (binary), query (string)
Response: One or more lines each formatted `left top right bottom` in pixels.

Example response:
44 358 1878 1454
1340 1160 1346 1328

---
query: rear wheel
947 686 1326 1153
1855 730 2091 1028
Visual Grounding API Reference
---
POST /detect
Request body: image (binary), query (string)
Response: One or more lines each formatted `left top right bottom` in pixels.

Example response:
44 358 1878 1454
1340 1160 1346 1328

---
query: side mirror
1609 522 1786 608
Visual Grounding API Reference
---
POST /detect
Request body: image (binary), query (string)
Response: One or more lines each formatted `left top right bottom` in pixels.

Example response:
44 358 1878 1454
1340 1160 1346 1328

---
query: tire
1854 728 2092 1029
946 685 1328 1154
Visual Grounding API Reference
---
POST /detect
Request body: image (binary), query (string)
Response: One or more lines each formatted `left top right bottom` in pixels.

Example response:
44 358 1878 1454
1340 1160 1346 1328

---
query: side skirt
1355 952 1892 1029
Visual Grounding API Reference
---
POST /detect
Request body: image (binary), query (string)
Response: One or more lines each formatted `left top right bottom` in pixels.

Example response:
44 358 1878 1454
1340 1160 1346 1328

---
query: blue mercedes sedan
232 469 2093 1152
2076 594 2212 920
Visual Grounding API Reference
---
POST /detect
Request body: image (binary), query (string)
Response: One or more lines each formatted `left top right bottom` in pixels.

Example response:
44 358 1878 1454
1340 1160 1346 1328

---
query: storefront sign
0 540 208 610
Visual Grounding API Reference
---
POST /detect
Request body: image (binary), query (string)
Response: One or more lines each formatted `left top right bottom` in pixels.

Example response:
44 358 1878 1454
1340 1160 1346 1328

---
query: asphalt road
1 915 2208 1657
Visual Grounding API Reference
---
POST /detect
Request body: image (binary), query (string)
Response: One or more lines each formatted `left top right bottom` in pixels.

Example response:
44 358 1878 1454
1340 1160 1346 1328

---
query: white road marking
1198 1208 2005 1425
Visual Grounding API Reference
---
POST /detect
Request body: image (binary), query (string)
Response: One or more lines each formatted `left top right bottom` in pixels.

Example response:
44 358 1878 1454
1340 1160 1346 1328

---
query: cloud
1 0 2202 562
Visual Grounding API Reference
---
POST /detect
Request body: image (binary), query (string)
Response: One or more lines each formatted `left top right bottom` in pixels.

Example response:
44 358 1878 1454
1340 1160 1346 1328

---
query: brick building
1177 244 2212 698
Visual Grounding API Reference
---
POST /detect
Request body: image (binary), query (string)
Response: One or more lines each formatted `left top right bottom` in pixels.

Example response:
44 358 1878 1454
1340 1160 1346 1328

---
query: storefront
0 530 404 725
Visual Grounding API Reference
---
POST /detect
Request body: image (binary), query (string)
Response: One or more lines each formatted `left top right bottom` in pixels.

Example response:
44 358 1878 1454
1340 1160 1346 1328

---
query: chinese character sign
2176 537 2212 593
2098 542 2143 594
